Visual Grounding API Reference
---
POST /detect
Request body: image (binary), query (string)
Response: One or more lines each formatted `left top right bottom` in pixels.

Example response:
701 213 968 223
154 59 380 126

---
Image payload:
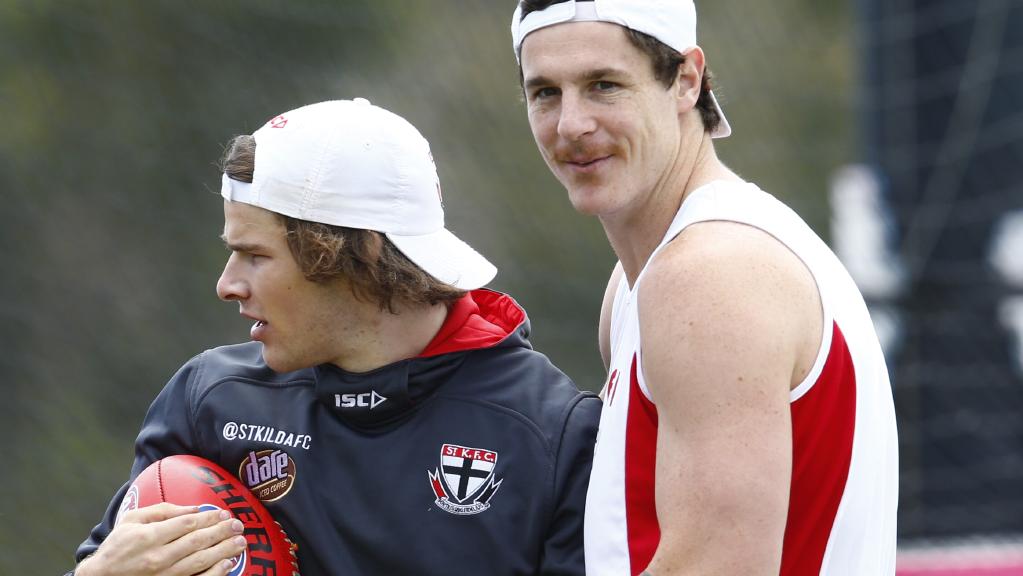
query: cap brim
387 229 498 290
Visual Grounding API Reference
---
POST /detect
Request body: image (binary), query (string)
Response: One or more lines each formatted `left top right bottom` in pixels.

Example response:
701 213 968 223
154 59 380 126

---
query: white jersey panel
584 180 898 576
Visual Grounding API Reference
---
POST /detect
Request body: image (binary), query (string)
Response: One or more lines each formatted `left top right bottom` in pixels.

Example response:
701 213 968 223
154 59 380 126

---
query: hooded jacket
74 290 601 575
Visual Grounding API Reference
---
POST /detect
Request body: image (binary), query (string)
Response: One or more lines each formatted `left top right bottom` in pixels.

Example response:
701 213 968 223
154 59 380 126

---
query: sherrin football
118 454 300 576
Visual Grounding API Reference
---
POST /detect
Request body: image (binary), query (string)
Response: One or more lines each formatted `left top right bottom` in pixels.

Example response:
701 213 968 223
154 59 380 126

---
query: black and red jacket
74 290 601 575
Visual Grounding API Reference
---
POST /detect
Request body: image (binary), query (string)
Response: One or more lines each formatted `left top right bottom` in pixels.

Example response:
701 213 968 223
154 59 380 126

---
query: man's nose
216 255 248 302
557 93 597 141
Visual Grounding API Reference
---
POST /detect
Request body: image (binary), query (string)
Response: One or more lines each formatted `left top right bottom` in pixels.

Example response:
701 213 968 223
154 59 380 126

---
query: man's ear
674 46 706 113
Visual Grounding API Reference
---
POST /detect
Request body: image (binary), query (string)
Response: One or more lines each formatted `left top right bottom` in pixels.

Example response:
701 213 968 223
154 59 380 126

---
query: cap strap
513 1 600 62
221 173 257 204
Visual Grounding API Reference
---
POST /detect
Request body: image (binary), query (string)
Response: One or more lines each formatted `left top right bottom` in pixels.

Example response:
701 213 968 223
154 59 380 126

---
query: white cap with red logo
221 99 497 290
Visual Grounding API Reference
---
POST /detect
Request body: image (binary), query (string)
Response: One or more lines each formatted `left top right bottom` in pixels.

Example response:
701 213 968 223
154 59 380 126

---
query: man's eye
235 251 264 263
533 87 559 100
594 81 618 91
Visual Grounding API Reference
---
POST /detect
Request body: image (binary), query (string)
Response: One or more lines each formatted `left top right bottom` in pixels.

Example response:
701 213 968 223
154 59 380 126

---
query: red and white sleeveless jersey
584 181 899 575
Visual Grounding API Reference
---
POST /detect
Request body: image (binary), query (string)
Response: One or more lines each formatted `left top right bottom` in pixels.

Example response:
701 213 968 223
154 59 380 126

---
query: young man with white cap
70 99 600 576
511 1 899 574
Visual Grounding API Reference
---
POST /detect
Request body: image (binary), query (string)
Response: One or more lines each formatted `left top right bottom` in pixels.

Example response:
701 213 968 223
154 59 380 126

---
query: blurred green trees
0 2 853 572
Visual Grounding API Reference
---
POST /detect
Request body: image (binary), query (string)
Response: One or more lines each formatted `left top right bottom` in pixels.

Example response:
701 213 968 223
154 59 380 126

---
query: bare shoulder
637 220 822 394
641 220 819 299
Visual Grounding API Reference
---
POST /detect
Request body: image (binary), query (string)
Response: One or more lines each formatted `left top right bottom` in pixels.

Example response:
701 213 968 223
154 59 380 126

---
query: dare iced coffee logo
239 449 297 502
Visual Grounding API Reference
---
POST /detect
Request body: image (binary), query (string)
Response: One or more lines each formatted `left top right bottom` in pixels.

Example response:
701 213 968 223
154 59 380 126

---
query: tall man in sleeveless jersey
510 1 899 574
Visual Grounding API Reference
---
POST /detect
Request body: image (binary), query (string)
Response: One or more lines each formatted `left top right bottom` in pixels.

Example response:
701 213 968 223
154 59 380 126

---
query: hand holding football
119 455 300 576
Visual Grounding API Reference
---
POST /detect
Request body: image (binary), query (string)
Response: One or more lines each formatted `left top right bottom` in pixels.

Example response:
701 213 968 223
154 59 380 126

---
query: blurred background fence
0 1 1019 573
857 0 1023 552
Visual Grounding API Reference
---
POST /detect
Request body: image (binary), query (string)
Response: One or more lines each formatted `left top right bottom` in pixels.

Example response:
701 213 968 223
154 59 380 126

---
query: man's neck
331 301 450 373
601 132 738 287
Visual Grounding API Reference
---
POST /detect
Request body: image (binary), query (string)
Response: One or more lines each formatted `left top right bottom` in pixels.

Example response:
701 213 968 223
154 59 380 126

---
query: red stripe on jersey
780 322 857 575
625 353 660 575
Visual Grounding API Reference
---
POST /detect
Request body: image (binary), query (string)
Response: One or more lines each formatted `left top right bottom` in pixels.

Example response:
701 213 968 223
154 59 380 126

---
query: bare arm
75 503 246 576
638 222 822 575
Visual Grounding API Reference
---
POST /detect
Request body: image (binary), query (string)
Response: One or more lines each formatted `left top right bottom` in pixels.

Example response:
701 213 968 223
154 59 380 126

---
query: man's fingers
87 509 243 576
119 502 200 524
100 511 244 572
149 509 234 546
196 556 246 576
170 527 248 576
166 517 245 560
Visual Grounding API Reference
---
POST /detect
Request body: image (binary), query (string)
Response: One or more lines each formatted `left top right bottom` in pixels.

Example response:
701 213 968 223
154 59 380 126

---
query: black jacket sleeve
540 393 602 575
73 356 202 564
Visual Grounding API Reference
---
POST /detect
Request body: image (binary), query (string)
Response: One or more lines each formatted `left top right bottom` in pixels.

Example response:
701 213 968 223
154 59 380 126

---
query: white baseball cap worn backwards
221 99 497 290
511 0 732 139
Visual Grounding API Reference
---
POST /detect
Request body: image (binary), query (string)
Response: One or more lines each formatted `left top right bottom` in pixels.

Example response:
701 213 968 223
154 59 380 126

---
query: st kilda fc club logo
429 444 503 515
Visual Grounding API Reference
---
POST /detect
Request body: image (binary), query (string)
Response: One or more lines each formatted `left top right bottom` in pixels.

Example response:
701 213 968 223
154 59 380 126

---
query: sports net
841 0 1023 564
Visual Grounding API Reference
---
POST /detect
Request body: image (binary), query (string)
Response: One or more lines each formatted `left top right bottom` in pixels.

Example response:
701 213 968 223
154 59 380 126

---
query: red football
118 454 300 576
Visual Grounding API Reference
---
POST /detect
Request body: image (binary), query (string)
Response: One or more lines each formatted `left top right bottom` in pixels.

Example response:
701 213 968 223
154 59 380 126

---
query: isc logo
335 391 387 410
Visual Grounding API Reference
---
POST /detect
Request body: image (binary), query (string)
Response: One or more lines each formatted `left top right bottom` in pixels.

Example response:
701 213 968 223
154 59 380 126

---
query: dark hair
220 135 466 312
516 0 722 134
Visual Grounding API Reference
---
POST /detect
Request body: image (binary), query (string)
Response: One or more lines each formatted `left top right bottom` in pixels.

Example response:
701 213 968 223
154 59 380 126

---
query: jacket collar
314 290 527 428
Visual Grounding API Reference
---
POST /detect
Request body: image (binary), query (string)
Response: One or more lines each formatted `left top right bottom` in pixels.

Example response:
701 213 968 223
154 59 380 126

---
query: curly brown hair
220 135 466 312
516 0 722 134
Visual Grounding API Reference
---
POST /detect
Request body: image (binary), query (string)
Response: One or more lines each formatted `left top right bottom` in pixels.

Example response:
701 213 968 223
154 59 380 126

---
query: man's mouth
563 155 611 171
250 320 269 340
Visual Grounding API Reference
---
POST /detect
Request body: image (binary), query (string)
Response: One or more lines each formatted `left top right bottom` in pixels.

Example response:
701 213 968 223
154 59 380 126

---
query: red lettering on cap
268 114 288 129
